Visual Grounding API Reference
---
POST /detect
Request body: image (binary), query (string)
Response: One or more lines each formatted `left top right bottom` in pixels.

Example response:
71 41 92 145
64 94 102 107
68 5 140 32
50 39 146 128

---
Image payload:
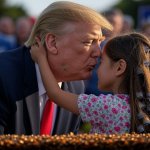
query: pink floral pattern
77 94 131 134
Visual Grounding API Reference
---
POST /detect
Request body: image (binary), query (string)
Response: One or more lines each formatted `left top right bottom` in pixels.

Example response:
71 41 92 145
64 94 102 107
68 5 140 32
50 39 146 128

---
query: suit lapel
22 46 40 134
25 92 40 134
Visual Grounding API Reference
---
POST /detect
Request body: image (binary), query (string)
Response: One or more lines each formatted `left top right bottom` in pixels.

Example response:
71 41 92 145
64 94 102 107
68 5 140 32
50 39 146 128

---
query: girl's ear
115 59 127 76
45 33 58 55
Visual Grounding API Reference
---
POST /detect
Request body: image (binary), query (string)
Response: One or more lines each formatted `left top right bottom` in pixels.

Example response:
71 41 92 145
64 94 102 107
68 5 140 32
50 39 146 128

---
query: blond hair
25 1 112 46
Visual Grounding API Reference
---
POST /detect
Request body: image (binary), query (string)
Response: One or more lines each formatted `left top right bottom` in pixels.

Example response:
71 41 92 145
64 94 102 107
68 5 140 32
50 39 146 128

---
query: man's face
47 22 103 82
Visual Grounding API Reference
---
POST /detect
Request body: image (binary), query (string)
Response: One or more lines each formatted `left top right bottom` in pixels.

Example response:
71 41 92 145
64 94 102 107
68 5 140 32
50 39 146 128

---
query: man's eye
83 41 92 45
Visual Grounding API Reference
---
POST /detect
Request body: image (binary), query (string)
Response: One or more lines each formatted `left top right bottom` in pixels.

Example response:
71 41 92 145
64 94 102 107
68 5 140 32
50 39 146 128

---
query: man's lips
88 64 96 70
87 59 98 71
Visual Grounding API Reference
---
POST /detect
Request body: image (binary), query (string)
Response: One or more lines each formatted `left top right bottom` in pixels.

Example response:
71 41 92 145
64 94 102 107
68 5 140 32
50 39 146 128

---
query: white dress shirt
35 63 62 134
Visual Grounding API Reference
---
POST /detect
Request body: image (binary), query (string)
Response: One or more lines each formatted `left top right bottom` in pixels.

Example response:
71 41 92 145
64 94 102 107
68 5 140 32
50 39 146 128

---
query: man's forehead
60 22 105 42
81 28 102 37
64 21 102 32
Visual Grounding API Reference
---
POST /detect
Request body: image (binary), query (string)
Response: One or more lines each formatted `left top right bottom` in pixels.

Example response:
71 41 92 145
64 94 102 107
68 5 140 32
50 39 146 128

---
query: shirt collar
35 63 62 96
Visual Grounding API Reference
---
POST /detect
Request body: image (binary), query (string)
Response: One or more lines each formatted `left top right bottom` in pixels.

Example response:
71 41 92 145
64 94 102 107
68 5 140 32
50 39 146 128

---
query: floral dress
77 94 131 134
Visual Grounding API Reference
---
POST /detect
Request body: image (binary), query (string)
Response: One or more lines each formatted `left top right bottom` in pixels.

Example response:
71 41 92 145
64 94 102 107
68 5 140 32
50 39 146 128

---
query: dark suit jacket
0 46 83 135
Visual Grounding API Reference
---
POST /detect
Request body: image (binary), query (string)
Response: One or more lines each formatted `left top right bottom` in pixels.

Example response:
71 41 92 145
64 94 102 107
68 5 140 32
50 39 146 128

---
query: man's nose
91 45 101 57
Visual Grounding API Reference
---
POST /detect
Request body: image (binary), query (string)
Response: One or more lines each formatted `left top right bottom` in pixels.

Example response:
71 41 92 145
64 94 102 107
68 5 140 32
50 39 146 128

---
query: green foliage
79 122 91 133
0 0 28 20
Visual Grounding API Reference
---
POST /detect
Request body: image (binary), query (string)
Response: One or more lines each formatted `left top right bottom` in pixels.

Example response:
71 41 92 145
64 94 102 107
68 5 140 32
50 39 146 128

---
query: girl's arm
31 39 79 115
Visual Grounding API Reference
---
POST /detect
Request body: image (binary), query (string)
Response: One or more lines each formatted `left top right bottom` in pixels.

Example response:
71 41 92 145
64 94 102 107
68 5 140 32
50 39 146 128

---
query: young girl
31 32 150 134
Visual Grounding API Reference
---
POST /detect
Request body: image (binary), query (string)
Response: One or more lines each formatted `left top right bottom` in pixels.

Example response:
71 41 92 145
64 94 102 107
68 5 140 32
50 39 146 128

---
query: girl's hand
30 37 47 63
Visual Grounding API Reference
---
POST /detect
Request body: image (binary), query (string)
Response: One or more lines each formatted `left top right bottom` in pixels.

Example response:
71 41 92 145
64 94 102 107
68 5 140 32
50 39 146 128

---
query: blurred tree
112 0 150 28
0 0 28 20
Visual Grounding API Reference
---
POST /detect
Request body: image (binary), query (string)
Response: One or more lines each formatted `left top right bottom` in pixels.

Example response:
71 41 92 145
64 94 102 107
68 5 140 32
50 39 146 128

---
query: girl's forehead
101 47 106 54
100 49 106 59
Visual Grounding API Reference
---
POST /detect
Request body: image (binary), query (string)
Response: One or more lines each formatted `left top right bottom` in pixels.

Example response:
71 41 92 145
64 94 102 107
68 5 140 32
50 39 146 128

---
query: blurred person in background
0 16 15 35
0 16 17 52
122 15 134 33
15 17 33 47
104 9 124 38
140 22 150 39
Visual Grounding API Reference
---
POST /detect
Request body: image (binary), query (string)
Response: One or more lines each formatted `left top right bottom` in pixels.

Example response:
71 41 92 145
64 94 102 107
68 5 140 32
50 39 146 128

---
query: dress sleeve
77 94 103 123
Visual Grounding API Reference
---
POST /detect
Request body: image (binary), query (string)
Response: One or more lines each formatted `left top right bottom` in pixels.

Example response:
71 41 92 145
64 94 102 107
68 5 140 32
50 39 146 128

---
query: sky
7 0 120 17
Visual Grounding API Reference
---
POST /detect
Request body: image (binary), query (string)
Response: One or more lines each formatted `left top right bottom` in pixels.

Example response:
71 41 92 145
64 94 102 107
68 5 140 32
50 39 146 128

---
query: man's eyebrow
83 34 105 41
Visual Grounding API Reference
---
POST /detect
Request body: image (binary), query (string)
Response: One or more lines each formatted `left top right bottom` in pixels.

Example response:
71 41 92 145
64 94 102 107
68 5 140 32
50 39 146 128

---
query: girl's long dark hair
104 32 150 133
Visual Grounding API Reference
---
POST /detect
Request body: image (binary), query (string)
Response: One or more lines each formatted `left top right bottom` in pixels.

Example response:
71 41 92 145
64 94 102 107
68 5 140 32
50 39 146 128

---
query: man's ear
45 33 58 54
115 59 127 76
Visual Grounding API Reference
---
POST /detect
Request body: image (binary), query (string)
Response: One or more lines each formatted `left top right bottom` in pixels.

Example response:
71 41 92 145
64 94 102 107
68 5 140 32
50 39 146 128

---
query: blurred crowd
0 16 35 53
0 9 150 53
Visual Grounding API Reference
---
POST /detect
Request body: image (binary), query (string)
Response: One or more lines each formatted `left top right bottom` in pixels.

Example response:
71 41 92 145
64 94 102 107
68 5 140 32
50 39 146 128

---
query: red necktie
40 99 54 135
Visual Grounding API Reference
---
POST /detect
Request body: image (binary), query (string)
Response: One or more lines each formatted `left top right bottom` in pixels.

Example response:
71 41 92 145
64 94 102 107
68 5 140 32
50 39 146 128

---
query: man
0 1 112 134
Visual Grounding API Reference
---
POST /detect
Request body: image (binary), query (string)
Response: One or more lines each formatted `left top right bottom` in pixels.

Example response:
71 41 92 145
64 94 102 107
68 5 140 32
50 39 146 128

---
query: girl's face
97 49 116 92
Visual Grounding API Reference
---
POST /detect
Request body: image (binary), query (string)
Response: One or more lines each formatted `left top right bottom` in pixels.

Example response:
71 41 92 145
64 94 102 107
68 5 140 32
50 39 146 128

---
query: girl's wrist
37 56 48 64
37 55 47 64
